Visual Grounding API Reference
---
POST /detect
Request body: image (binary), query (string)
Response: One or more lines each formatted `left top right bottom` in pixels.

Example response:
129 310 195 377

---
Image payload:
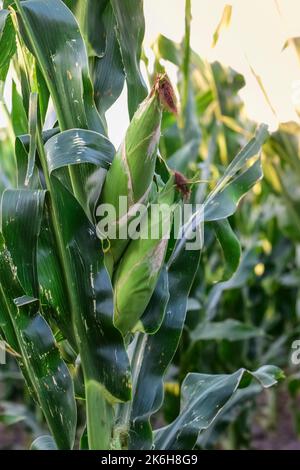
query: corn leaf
68 0 125 121
15 0 104 133
129 241 202 449
212 219 241 281
204 125 268 221
11 81 28 136
136 266 169 334
190 319 264 343
0 9 16 82
110 0 148 118
206 247 260 320
0 190 77 449
154 366 282 450
44 128 115 220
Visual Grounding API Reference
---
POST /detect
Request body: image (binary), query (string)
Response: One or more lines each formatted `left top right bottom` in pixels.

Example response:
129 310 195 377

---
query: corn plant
0 0 282 450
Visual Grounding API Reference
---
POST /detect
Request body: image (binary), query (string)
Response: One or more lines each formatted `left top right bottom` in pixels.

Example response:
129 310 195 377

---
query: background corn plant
0 0 283 450
150 14 300 448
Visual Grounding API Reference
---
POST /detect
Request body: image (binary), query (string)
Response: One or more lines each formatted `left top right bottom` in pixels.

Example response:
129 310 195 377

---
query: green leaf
15 0 104 133
167 138 200 174
68 0 125 120
92 2 125 118
111 0 148 118
135 266 170 334
15 127 58 189
129 223 202 449
45 128 115 220
190 319 264 342
25 92 38 187
212 219 241 281
154 366 282 450
206 247 260 320
205 124 268 218
198 384 262 449
15 0 107 206
37 198 77 349
0 191 77 449
45 176 131 404
11 81 28 136
0 9 16 82
154 34 181 67
35 64 50 125
204 159 263 221
0 235 76 449
2 189 45 297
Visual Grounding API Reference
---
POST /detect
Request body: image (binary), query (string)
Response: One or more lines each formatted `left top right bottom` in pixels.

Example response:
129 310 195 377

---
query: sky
106 0 300 146
2 1 300 148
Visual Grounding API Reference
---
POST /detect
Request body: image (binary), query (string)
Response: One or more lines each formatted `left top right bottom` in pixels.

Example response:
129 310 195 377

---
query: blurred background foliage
1 2 300 450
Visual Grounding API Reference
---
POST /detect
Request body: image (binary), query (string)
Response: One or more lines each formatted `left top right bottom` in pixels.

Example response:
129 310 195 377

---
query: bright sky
2 1 300 148
107 0 300 146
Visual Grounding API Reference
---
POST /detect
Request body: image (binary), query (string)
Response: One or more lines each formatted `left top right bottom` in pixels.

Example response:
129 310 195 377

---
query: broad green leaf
154 34 181 67
15 0 104 133
135 266 170 334
198 384 261 449
129 227 202 449
204 160 263 221
92 2 124 118
37 199 77 349
15 0 107 207
190 319 264 342
0 9 16 82
0 282 19 351
44 176 131 404
67 0 108 58
69 0 125 120
2 189 45 297
212 219 241 281
154 366 282 450
111 0 148 118
11 80 28 136
0 232 76 449
86 380 114 450
167 139 199 173
25 92 38 187
45 128 115 219
35 64 50 124
206 124 268 200
206 247 260 320
15 127 58 189
44 129 114 172
34 128 131 441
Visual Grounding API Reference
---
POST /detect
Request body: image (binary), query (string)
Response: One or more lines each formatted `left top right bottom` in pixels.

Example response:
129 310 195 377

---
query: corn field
0 0 299 453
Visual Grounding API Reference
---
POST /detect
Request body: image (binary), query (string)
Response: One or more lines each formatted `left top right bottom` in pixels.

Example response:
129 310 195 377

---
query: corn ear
100 74 177 263
113 175 176 335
